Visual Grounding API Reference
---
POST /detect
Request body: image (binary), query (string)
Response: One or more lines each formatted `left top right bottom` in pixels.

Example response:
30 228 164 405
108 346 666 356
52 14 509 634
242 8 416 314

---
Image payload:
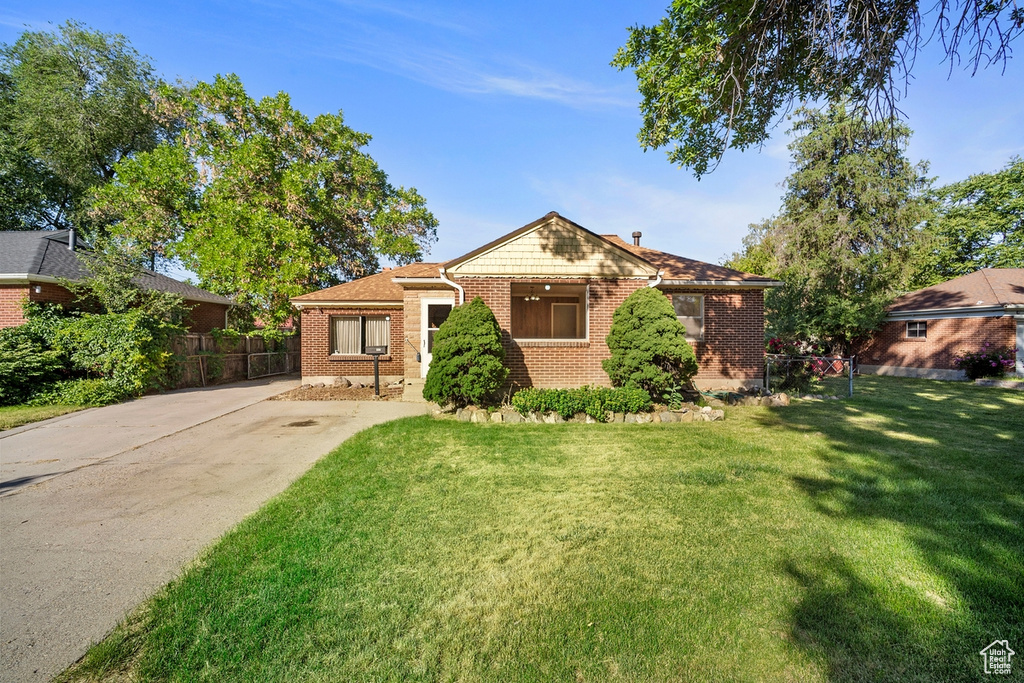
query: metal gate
765 354 854 397
247 351 301 380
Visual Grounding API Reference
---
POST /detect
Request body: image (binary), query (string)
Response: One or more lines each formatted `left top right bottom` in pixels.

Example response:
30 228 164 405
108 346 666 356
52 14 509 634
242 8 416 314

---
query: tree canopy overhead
613 1 1023 176
1 20 164 232
96 74 437 326
913 156 1024 286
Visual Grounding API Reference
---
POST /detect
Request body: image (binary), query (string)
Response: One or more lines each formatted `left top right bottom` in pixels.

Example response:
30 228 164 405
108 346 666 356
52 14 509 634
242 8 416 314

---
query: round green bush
602 287 698 400
422 297 509 408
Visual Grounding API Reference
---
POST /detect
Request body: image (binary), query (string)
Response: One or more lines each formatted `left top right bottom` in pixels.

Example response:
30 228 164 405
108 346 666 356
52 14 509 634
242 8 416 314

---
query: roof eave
886 304 1012 320
391 277 448 285
659 279 784 287
291 300 403 308
0 273 62 284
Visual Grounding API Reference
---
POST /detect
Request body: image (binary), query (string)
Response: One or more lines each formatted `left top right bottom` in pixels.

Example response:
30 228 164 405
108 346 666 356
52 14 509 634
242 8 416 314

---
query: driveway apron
0 379 431 683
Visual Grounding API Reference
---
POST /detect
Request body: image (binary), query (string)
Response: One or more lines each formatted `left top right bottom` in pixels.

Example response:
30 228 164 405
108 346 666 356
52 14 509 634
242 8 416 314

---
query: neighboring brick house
857 268 1024 379
0 230 233 332
291 212 781 398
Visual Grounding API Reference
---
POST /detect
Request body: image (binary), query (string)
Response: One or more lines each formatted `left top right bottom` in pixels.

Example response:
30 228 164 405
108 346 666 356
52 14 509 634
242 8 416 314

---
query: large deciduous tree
912 156 1024 286
613 1 1023 176
95 74 437 327
1 20 164 232
725 102 932 353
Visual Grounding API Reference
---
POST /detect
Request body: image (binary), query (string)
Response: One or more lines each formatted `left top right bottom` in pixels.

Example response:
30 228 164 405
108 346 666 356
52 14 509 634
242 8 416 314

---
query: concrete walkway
0 379 432 683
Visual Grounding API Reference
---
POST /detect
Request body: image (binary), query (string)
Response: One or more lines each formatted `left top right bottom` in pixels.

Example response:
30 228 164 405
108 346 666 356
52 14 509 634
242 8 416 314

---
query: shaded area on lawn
59 377 1023 682
762 377 1024 682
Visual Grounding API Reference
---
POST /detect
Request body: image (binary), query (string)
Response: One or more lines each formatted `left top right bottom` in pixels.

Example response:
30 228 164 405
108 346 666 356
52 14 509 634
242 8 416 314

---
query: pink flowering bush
952 343 1016 380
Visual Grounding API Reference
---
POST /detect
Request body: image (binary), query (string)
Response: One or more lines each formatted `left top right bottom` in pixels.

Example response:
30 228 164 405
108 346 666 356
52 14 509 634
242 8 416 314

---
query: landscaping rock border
974 378 1024 390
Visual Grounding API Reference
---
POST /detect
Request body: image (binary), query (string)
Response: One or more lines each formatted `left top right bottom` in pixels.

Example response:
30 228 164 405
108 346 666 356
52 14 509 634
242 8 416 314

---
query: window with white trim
906 321 927 339
673 294 704 341
331 315 390 355
510 284 587 340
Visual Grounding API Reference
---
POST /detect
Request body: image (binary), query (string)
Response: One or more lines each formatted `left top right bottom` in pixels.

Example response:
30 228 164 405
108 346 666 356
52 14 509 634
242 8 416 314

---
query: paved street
0 379 431 682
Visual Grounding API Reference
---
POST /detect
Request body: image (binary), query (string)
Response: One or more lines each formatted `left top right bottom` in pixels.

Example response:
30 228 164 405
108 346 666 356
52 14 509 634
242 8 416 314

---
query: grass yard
0 404 88 431
63 377 1023 682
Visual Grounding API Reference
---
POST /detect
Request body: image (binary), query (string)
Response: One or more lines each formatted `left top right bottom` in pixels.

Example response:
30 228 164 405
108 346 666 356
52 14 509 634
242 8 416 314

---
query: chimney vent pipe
632 231 642 246
68 229 76 251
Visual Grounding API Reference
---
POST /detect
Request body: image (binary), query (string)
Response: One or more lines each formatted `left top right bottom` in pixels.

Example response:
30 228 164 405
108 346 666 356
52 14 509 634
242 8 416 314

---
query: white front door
421 297 454 377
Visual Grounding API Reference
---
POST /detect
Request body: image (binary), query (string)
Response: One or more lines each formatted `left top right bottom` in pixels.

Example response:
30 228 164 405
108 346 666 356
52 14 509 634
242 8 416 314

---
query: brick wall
857 316 1015 370
1 282 80 328
0 285 31 328
3 284 229 333
29 282 76 307
185 301 229 333
454 279 766 390
659 288 767 385
300 306 404 382
458 278 647 390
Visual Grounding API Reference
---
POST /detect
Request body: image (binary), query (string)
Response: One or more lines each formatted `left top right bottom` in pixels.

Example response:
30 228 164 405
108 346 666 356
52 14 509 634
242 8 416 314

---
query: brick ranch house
0 230 233 333
857 268 1024 379
291 212 781 398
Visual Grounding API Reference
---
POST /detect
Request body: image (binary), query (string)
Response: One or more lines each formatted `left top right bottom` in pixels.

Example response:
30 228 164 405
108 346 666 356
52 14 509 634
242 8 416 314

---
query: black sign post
365 345 387 397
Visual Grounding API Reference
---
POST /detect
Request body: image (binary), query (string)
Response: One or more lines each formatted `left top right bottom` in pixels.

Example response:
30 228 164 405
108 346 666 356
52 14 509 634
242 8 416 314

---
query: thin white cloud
325 0 474 34
0 15 47 31
525 173 783 265
315 35 634 110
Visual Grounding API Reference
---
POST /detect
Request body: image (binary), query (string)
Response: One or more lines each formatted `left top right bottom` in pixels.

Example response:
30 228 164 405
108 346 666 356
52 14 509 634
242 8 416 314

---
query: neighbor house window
907 321 927 339
673 294 704 341
331 315 390 355
511 284 587 340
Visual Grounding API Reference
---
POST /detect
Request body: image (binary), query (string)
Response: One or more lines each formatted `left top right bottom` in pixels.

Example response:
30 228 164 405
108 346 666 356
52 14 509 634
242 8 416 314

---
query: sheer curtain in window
332 317 361 354
365 316 390 349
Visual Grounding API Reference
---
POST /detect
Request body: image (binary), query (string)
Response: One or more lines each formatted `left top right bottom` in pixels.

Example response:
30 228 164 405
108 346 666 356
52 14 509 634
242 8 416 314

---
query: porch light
524 287 540 301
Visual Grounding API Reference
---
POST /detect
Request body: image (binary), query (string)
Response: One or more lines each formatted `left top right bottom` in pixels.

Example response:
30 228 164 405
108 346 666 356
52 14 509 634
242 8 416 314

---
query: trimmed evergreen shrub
423 297 508 408
603 287 698 400
511 386 652 421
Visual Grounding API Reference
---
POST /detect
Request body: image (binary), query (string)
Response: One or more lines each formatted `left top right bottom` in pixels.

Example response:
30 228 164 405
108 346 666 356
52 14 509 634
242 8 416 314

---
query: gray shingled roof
0 230 233 306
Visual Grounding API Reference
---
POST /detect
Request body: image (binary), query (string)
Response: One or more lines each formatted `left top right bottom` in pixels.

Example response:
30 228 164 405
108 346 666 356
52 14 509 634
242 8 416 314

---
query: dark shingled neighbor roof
889 268 1024 311
0 230 233 305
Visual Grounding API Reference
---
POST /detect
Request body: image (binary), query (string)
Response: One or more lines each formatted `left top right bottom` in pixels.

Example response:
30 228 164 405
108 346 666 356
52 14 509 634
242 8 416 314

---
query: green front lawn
0 404 88 431
63 377 1023 682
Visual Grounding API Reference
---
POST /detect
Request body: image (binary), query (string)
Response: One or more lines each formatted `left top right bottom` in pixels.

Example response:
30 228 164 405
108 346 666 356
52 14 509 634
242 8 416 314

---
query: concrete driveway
0 378 432 683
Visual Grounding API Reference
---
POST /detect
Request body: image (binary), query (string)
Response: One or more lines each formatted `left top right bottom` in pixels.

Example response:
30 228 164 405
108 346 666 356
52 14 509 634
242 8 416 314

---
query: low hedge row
511 386 652 422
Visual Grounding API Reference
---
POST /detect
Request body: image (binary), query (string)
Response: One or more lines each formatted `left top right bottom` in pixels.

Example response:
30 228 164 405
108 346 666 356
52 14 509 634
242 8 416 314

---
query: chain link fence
765 354 854 397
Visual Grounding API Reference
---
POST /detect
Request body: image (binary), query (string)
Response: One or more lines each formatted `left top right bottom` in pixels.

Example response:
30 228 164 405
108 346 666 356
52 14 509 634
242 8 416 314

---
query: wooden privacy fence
171 333 301 388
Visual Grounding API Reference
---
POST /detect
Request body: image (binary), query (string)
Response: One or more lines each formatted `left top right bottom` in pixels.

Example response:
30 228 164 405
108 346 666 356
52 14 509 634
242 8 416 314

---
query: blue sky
3 1 1023 267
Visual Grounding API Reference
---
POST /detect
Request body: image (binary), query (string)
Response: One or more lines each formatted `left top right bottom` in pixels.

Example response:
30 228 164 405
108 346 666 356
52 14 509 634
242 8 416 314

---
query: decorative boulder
333 376 352 388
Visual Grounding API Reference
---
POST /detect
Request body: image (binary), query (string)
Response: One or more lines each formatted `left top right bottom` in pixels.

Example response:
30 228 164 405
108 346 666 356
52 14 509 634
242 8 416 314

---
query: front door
421 297 454 377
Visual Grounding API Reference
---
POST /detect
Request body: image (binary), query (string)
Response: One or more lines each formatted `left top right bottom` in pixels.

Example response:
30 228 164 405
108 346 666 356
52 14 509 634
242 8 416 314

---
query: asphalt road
0 378 431 683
